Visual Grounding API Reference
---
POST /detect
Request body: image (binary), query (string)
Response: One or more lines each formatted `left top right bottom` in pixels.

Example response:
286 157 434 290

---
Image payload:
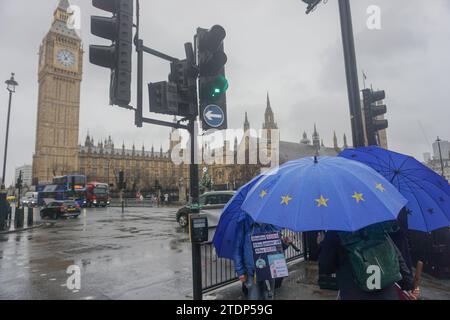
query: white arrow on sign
205 111 223 121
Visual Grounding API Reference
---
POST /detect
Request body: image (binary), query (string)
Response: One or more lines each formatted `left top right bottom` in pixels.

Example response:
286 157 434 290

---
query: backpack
338 223 402 292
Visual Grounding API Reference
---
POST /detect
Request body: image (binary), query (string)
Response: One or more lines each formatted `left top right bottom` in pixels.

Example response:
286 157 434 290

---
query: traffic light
197 25 228 130
169 56 198 117
362 88 388 146
118 171 124 190
90 0 134 107
71 176 76 192
149 46 198 117
15 171 23 189
302 0 322 14
148 81 179 115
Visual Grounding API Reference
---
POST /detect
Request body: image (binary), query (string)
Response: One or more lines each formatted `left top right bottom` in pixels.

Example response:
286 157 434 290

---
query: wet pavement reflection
0 207 193 300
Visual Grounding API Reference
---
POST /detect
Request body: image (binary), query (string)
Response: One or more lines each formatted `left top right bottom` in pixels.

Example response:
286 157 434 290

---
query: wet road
0 207 194 300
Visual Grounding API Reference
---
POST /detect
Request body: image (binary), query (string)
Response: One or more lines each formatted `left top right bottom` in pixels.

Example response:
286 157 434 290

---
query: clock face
56 49 75 68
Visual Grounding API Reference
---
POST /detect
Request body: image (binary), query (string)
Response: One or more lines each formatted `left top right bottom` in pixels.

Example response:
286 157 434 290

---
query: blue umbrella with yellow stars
241 156 408 232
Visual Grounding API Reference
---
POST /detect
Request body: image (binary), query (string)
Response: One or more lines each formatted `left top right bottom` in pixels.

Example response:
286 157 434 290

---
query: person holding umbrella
318 226 419 300
213 176 292 300
339 147 450 298
241 156 414 300
233 218 287 300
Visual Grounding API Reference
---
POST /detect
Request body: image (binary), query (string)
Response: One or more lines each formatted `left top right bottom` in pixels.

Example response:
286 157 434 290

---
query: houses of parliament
32 1 348 201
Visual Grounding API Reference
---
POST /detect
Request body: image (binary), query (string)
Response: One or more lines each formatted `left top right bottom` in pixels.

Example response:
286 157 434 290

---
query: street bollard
0 192 7 231
14 208 24 229
27 207 33 227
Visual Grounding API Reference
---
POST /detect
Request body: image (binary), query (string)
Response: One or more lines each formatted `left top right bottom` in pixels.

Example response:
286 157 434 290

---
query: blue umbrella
241 156 408 232
340 146 450 232
212 176 262 259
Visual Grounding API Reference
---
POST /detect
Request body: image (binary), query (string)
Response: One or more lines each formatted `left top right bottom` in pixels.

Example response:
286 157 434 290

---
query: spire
58 0 70 10
85 132 91 147
266 92 273 114
301 131 311 145
54 0 70 22
244 112 250 132
263 92 278 130
343 134 349 149
52 0 81 40
312 124 320 149
333 131 338 149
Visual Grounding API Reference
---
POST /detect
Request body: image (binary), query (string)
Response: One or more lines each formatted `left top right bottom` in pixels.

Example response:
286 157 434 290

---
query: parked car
176 191 235 227
22 192 38 208
40 200 81 220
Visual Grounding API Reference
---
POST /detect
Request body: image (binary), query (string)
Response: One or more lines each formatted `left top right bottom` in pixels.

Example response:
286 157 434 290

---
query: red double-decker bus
86 182 110 207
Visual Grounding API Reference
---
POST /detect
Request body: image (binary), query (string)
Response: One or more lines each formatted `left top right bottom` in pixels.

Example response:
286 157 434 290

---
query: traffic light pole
188 118 202 301
338 0 365 148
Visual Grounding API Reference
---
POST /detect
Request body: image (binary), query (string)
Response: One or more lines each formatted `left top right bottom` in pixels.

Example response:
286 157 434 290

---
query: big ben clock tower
33 0 83 183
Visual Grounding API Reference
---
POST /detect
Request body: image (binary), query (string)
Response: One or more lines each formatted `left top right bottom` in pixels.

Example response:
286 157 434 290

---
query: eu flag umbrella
241 156 408 233
340 147 450 232
212 176 262 259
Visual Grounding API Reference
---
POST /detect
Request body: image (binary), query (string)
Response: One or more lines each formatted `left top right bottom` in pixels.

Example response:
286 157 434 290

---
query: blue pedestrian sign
203 104 225 129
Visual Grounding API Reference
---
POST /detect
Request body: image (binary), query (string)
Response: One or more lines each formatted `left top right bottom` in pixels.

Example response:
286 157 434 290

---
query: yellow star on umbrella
260 190 268 199
281 195 292 205
352 192 365 203
376 183 385 192
316 195 329 207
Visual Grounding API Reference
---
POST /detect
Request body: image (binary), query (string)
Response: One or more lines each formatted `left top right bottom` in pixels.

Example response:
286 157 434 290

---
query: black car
176 191 235 227
40 200 81 220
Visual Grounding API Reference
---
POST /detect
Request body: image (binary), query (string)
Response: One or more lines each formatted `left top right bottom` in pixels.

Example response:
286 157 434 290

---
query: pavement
213 261 450 300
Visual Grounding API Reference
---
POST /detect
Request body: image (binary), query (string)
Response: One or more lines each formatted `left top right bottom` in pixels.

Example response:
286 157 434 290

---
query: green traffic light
210 75 229 98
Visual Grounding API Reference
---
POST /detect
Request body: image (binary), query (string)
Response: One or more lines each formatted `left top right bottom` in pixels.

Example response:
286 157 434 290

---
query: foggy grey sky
0 0 449 184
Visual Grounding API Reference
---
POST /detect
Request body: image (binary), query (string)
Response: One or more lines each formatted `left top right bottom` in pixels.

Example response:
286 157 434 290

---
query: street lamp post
436 137 445 177
1 73 18 231
2 73 18 189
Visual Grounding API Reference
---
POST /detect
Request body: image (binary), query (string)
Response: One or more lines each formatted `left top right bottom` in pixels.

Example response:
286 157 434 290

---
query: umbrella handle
413 261 424 289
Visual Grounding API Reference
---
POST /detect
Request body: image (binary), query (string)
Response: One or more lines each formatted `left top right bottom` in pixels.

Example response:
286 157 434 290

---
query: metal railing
201 230 305 294
109 199 157 208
